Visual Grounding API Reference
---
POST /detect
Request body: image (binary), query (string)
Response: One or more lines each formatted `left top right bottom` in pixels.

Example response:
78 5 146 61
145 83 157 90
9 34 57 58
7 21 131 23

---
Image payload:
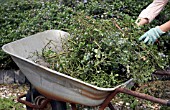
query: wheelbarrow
2 30 170 110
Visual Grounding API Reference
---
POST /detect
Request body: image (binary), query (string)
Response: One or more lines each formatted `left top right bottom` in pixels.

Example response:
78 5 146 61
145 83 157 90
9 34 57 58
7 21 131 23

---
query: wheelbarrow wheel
26 88 67 110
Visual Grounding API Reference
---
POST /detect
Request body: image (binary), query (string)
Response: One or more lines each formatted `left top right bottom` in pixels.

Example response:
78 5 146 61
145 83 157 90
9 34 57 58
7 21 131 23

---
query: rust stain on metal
81 89 110 100
35 87 85 106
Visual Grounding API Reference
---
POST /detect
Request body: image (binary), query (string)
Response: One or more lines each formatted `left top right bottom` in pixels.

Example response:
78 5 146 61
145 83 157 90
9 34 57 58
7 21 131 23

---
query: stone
0 70 4 84
14 70 26 84
3 70 15 84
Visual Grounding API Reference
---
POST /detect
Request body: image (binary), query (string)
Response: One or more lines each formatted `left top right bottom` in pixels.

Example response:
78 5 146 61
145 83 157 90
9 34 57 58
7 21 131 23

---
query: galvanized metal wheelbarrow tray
2 30 170 110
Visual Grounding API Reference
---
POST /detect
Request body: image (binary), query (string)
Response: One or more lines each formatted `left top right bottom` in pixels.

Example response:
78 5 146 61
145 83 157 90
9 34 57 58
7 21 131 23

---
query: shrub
0 0 170 87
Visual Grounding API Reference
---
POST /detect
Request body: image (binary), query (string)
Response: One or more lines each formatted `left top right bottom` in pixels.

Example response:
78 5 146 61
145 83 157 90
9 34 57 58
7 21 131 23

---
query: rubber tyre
26 88 67 110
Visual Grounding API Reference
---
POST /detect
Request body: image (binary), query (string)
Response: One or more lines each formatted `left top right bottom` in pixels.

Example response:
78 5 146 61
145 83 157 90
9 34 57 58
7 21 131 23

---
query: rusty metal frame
17 94 76 110
99 87 170 110
154 70 170 75
17 94 51 109
17 87 170 110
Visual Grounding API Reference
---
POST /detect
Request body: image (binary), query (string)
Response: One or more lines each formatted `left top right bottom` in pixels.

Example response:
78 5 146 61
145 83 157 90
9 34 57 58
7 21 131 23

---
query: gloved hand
139 26 165 44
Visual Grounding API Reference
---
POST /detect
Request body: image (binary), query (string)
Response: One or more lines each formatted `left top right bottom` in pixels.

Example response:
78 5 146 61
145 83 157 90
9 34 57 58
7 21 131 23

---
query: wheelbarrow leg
108 103 116 110
99 90 118 110
71 103 77 110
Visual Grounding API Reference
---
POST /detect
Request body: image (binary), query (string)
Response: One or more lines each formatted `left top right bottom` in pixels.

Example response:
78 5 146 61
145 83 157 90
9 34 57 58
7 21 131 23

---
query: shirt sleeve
138 0 168 23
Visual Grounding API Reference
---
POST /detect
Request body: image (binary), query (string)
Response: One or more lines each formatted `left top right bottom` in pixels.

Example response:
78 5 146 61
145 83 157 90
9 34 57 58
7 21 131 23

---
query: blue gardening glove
139 26 165 44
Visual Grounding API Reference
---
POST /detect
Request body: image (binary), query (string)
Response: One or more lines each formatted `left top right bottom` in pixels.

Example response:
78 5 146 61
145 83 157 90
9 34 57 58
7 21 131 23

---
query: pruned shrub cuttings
1 0 170 88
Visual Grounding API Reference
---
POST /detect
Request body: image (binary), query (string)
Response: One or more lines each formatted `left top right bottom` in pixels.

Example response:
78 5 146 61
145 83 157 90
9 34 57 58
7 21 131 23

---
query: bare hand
135 18 149 26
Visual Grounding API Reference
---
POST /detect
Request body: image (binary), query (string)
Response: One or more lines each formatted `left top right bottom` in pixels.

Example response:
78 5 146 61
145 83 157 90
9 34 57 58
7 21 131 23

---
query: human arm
159 20 170 32
136 0 168 26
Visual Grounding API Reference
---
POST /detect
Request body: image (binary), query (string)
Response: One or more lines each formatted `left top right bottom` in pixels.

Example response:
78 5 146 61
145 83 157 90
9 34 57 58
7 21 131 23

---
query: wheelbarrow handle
99 87 170 110
117 88 170 106
168 100 170 106
154 70 170 75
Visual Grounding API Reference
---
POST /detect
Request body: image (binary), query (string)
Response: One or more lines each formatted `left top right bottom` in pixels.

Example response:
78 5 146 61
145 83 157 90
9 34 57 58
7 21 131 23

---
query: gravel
0 84 29 99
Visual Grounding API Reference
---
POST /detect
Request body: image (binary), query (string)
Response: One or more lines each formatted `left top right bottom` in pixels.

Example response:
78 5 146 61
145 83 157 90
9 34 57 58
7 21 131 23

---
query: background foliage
0 0 170 86
0 0 170 109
